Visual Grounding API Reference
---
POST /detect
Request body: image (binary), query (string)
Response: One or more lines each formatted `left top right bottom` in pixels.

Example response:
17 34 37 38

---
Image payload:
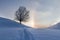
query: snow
0 17 30 28
48 22 60 29
27 28 60 40
0 17 33 40
0 17 60 40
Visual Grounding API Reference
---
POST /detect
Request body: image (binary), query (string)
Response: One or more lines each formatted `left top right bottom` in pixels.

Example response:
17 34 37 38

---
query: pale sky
0 0 60 27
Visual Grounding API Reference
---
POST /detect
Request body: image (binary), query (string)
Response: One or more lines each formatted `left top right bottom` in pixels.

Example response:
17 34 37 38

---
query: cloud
25 0 60 27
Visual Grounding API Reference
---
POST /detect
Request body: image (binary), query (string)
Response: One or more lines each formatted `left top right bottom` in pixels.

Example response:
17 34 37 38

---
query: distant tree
15 6 29 24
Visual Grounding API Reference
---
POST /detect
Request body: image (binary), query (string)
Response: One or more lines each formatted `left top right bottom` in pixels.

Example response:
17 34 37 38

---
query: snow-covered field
27 28 60 40
0 17 60 40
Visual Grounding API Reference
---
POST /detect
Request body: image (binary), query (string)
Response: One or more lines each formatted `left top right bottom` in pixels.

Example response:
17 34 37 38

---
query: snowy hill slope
0 17 29 28
27 28 60 40
48 22 60 29
0 17 33 40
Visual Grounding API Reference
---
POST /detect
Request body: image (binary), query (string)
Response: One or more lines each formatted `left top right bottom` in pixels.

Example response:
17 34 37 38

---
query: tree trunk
20 21 21 24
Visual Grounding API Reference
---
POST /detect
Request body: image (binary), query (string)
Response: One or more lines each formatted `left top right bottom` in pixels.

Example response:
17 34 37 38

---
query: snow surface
0 17 60 40
27 28 60 40
0 17 30 28
0 17 34 40
48 22 60 29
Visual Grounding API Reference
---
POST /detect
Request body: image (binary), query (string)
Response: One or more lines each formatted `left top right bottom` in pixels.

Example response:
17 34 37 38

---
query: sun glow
22 19 34 28
25 9 36 27
28 19 34 27
22 10 35 27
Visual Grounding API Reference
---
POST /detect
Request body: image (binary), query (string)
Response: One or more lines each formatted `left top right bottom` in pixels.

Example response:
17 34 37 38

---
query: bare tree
15 6 29 24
